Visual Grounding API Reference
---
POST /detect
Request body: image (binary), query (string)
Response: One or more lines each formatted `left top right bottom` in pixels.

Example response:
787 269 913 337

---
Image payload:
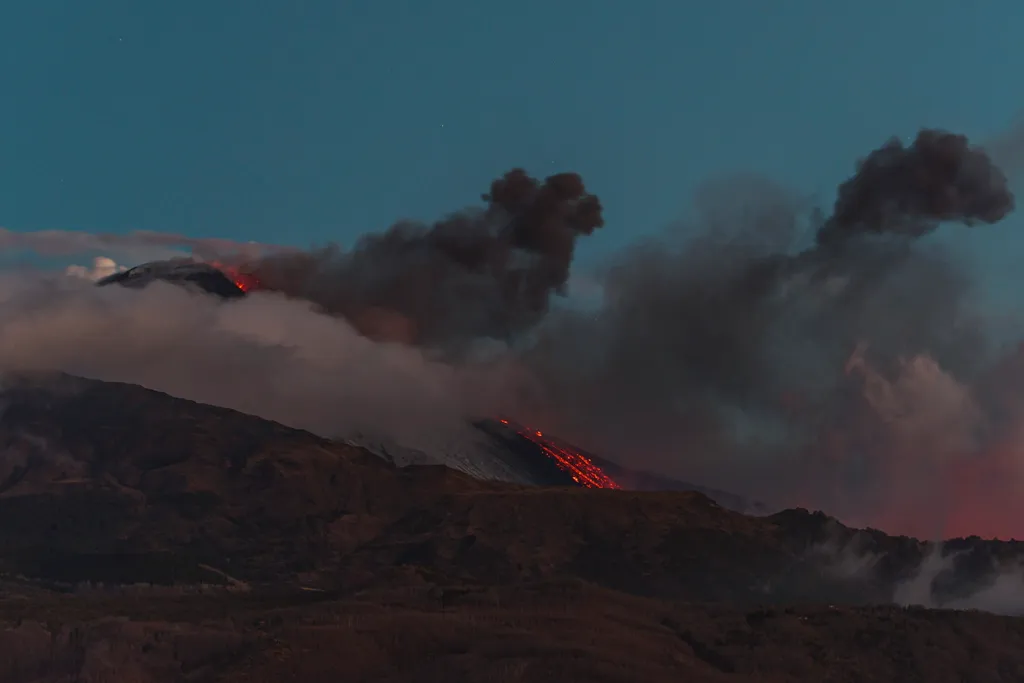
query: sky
2 1 1024 276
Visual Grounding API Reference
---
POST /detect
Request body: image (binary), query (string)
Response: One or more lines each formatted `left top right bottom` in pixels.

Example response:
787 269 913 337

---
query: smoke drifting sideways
0 269 517 450
0 168 599 453
811 530 1024 617
5 132 1024 540
515 129 1024 541
242 169 604 350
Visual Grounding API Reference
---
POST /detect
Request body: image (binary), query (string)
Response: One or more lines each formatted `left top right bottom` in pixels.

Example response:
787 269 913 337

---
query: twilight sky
2 1 1024 277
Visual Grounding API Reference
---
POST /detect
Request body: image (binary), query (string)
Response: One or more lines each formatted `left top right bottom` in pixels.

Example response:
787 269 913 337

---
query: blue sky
2 1 1024 277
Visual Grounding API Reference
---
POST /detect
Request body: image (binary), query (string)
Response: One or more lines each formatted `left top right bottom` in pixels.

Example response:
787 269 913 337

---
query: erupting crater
495 418 622 489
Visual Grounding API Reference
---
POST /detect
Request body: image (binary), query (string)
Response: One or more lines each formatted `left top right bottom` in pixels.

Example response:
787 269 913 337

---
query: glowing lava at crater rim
499 418 622 489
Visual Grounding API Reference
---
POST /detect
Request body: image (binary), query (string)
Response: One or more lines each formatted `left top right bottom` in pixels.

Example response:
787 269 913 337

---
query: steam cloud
65 256 126 281
814 525 1024 617
4 130 1024 540
0 273 515 449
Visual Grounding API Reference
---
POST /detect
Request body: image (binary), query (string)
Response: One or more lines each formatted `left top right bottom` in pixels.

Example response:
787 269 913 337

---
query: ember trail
498 419 622 489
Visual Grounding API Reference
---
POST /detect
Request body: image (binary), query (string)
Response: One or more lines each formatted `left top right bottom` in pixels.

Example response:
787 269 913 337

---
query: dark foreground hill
0 373 1023 681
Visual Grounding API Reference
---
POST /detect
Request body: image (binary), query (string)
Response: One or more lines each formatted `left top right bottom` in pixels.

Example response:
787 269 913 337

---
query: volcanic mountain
2 373 1024 681
350 416 774 517
94 258 252 298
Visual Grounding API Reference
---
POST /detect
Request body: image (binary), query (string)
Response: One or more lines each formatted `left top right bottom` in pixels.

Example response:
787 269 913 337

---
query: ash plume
817 129 1014 246
0 166 605 472
512 128 1021 539
243 169 603 349
0 274 513 449
4 126 1024 541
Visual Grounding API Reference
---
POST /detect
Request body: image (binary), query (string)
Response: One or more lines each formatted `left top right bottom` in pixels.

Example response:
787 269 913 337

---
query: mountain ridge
0 371 1014 601
1 372 1023 680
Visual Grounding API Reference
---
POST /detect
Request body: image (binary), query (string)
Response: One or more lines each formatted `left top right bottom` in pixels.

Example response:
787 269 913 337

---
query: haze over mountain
0 373 1021 680
2 124 1024 543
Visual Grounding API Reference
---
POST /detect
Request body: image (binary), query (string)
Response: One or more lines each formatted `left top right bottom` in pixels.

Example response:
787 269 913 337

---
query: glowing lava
231 274 258 293
211 261 260 293
498 418 622 489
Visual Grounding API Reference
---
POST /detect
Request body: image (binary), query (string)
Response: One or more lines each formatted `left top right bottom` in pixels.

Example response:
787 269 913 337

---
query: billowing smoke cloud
502 129 1022 539
0 273 526 449
811 533 1024 616
818 129 1014 246
0 167 605 484
242 169 603 349
3 130 1024 541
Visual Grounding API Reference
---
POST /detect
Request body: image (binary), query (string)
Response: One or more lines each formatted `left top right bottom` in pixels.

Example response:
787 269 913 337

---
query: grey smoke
0 272 522 448
4 125 1024 541
241 168 604 351
506 129 1020 539
808 532 1024 617
893 545 1024 616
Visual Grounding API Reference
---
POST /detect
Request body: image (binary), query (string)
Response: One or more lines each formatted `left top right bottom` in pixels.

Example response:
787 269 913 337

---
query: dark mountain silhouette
95 258 249 298
468 418 774 515
0 372 1023 681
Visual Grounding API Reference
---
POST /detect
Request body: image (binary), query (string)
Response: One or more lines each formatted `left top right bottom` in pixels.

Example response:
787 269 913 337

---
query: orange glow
211 261 260 293
498 418 622 490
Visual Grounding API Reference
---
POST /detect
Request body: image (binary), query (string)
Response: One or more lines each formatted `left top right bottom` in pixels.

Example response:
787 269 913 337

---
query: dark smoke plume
508 128 1019 539
817 129 1014 246
219 127 1019 539
214 128 1023 538
16 125 1024 541
245 169 603 349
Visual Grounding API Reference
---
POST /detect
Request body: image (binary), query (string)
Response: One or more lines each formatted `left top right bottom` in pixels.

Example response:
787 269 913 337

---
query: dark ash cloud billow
243 169 603 349
509 128 1020 539
818 129 1014 246
9 126 1024 540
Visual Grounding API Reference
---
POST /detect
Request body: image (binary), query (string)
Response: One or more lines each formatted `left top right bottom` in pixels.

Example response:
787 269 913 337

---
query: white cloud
65 256 126 282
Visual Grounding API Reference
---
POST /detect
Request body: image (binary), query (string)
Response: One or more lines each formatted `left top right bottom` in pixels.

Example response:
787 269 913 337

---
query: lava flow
499 419 622 489
212 261 260 293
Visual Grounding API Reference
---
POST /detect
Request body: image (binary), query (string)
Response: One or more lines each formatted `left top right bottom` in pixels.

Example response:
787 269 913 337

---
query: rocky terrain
0 373 1023 681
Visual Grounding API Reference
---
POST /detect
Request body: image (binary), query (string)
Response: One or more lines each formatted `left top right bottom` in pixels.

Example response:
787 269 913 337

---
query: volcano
87 257 766 516
0 372 1024 680
95 258 250 298
342 417 773 516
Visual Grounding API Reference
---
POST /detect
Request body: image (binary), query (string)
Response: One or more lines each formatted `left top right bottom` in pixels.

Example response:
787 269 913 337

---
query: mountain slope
0 371 792 595
349 417 773 516
1 373 1024 680
4 586 1024 683
0 371 1013 602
